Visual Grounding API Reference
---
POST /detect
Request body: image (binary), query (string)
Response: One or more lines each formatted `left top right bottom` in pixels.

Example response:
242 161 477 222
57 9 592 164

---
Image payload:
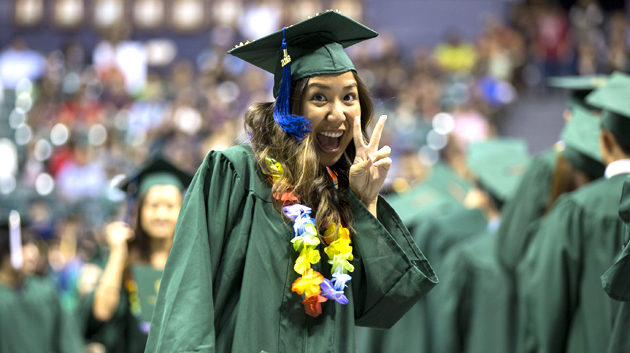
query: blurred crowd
0 0 628 341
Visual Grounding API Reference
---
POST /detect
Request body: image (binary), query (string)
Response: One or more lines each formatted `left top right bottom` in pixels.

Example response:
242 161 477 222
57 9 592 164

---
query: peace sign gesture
349 115 391 215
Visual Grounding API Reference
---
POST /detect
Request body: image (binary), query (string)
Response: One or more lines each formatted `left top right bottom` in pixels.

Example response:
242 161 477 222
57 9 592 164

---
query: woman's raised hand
105 221 134 256
349 115 391 214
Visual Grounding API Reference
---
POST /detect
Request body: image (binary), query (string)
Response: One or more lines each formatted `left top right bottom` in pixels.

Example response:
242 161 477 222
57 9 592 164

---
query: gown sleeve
349 191 438 329
515 197 583 353
602 178 630 301
145 151 247 353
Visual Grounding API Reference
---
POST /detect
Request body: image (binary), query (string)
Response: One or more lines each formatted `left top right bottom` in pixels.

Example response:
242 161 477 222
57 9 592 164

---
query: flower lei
263 158 354 317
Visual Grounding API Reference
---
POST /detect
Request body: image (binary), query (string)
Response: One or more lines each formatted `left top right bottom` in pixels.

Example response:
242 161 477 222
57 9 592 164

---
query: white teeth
319 131 343 138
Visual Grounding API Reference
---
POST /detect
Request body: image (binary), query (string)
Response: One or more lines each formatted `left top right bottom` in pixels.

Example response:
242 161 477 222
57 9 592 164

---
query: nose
327 99 348 124
156 206 169 219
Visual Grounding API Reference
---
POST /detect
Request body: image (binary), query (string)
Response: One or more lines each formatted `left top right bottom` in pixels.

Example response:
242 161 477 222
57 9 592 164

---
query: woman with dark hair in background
79 157 192 353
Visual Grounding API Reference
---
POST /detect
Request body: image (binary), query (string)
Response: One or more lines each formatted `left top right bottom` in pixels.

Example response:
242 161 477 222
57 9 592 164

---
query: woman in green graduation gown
0 211 84 353
79 157 192 353
146 11 437 353
516 72 630 353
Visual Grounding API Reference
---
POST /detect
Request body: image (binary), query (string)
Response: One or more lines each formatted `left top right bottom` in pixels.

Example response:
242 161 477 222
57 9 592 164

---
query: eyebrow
307 83 357 90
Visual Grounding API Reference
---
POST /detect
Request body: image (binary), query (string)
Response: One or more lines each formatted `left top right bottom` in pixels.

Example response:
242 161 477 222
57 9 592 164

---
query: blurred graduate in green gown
429 138 528 353
496 75 607 273
601 177 630 353
516 71 630 353
146 11 437 353
78 156 192 353
0 210 84 353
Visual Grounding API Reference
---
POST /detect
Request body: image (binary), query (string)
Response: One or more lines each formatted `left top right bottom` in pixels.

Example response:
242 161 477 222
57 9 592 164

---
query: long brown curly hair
245 71 374 236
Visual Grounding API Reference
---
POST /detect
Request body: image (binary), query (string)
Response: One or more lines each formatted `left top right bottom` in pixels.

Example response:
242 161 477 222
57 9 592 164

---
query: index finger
368 115 387 149
353 116 365 150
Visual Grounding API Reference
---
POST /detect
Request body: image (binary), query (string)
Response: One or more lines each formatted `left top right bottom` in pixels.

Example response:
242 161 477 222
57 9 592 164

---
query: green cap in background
559 102 605 179
547 75 608 110
118 156 194 197
467 138 530 203
228 10 378 97
586 71 630 147
385 163 470 228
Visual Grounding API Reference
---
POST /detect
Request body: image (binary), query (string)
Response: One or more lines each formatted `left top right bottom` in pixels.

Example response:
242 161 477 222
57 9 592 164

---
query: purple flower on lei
282 204 311 222
319 279 349 305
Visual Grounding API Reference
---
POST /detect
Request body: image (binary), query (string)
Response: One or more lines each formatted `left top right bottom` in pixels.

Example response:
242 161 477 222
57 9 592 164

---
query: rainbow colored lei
264 158 354 317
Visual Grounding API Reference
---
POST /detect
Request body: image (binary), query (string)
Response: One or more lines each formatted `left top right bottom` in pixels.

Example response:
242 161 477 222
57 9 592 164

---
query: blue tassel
273 27 311 141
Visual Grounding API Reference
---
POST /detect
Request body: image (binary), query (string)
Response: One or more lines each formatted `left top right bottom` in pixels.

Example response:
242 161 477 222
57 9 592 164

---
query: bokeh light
8 108 26 129
14 124 33 145
0 175 16 195
15 78 33 96
34 139 53 161
51 123 70 145
432 112 455 135
426 130 448 150
0 139 18 177
419 145 439 166
35 173 55 196
15 92 33 112
88 124 108 146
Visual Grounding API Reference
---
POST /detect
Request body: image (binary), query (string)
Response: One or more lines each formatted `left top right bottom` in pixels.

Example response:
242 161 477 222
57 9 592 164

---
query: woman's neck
149 237 173 270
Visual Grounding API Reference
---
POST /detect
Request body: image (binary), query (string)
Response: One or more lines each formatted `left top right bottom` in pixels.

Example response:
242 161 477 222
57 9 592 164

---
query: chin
317 153 342 167
148 230 175 239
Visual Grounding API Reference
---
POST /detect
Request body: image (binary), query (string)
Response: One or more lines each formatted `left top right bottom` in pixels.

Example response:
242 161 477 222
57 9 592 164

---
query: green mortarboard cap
385 163 470 228
548 75 608 91
467 138 530 202
547 75 607 109
585 71 630 147
118 156 193 197
229 10 378 98
559 102 605 178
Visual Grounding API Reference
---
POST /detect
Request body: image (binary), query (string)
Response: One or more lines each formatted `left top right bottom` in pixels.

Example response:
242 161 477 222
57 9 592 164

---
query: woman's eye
344 93 357 101
312 94 326 102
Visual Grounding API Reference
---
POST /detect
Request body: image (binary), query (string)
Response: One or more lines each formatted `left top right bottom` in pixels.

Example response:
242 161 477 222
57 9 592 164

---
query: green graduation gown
79 285 148 353
600 176 630 353
0 276 85 353
496 147 557 272
516 173 629 353
436 228 513 353
356 208 487 353
145 144 437 353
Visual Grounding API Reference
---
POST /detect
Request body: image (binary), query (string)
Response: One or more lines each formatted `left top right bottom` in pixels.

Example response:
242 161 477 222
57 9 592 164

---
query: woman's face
140 185 182 239
301 71 361 166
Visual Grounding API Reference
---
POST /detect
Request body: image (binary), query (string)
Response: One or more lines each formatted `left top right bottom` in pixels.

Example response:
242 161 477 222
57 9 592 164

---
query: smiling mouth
316 131 343 153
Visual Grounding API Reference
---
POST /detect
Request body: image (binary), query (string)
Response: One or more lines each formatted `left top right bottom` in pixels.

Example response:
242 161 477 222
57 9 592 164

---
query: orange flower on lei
302 294 328 317
291 268 324 298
